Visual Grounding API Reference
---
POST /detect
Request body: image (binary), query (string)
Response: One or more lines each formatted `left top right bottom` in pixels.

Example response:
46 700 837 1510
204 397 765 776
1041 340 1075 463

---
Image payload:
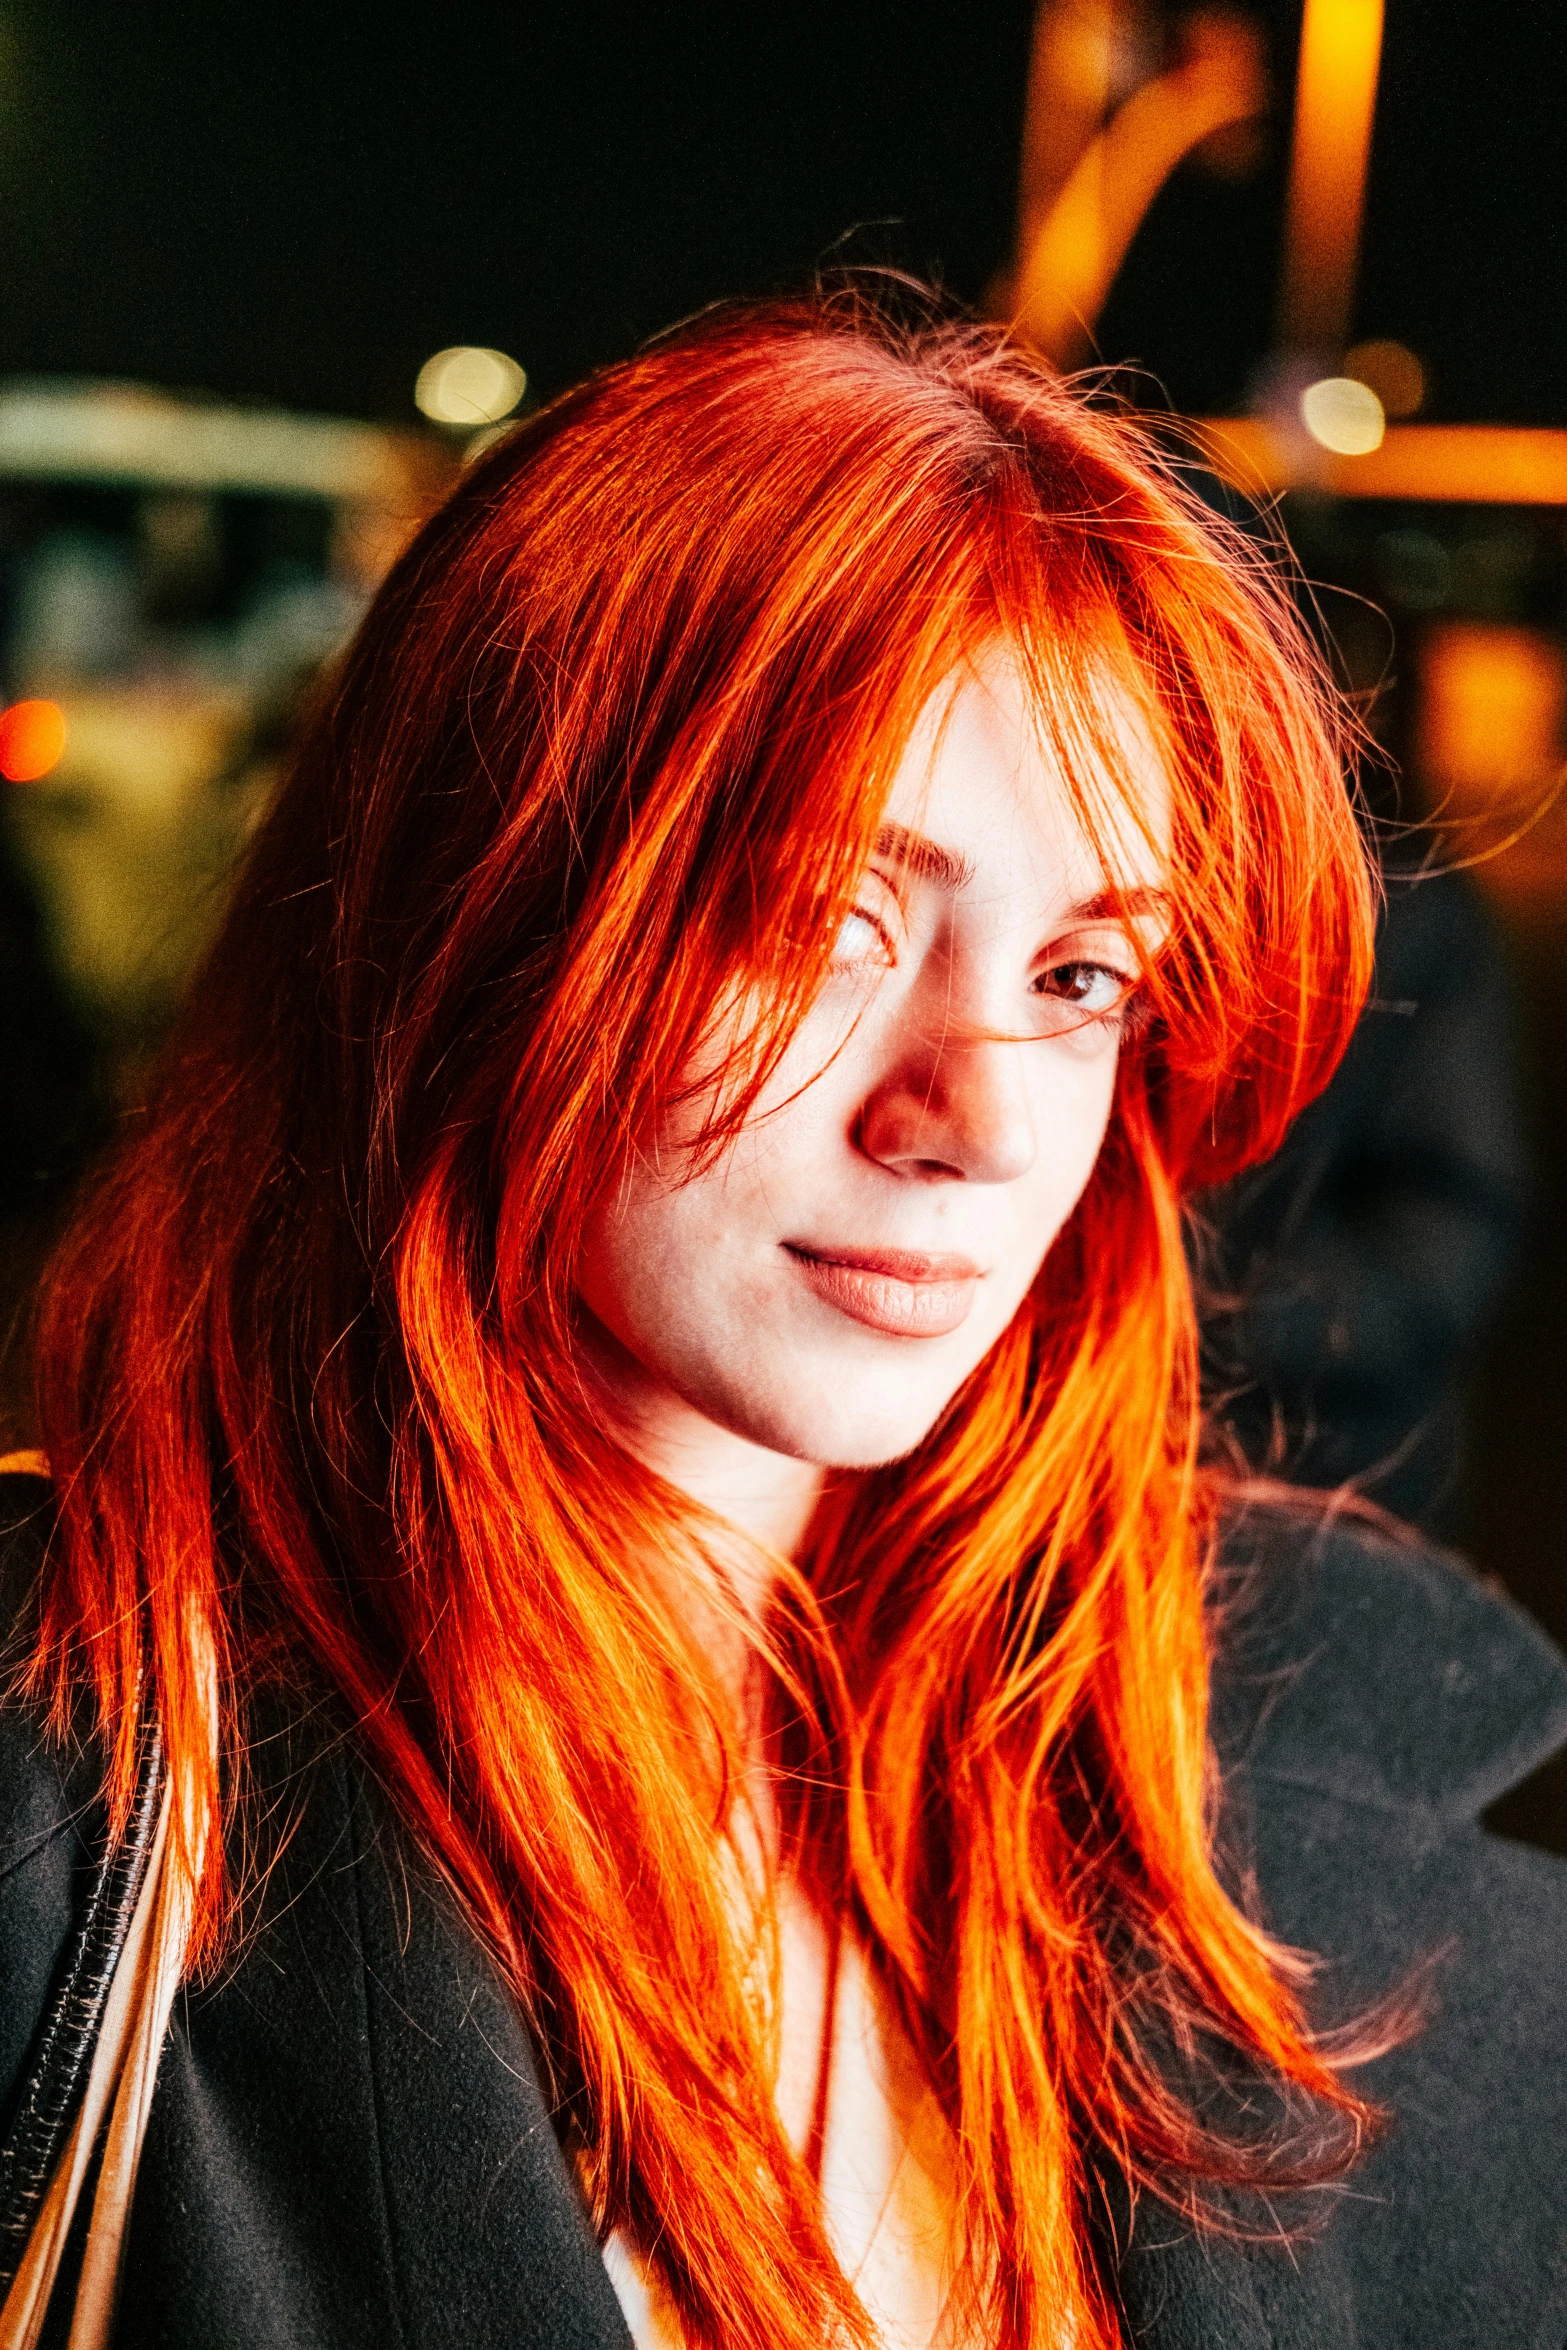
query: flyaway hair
26 288 1378 2350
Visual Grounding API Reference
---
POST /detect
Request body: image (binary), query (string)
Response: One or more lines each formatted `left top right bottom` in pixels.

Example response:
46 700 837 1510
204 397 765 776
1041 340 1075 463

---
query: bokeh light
1344 338 1426 419
1300 375 1386 456
414 346 527 427
0 698 67 782
1278 0 1385 354
1417 623 1567 808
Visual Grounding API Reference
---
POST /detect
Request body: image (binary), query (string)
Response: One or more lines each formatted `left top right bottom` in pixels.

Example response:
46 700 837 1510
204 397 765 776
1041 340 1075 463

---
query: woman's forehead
881 651 1171 910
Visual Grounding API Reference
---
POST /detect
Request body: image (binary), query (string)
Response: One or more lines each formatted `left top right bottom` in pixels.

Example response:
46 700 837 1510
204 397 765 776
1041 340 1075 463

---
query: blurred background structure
0 0 1563 1830
0 381 455 1437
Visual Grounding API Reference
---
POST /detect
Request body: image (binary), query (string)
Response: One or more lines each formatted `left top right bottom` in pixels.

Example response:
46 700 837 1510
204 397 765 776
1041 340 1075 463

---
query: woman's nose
857 1026 1038 1185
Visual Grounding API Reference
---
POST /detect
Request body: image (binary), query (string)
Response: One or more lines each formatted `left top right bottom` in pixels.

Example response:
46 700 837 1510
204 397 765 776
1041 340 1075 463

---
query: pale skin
576 653 1171 1577
580 655 1171 2346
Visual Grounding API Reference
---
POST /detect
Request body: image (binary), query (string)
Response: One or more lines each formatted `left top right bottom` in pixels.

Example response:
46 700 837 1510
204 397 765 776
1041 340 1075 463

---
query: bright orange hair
28 291 1378 2349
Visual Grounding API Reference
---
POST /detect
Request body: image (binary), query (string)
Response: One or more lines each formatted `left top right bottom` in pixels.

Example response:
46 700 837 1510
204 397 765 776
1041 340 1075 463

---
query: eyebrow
874 821 976 891
1068 884 1173 926
873 822 1171 926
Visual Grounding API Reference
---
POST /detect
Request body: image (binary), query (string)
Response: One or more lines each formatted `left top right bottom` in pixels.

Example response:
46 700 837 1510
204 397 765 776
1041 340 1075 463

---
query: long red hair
29 292 1377 2349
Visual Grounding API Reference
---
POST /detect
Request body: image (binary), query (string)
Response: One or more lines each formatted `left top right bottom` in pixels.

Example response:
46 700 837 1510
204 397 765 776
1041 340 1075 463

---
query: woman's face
576 657 1169 1477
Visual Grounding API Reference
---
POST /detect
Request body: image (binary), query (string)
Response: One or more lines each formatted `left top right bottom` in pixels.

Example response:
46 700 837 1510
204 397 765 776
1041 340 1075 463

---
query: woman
0 292 1562 2350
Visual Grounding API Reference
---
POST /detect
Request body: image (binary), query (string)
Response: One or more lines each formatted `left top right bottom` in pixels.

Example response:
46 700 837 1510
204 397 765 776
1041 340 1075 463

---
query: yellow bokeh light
1300 375 1386 456
1344 338 1426 419
414 347 527 428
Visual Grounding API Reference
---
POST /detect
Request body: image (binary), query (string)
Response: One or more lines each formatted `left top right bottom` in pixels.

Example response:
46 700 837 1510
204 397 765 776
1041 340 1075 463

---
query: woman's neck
576 1306 826 1667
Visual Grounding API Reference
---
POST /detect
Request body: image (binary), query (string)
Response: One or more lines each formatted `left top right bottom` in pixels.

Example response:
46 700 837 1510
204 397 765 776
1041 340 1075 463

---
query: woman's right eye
831 906 893 968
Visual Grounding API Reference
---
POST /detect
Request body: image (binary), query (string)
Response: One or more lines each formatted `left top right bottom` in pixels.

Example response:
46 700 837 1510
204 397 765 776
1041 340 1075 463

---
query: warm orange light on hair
0 698 66 782
27 294 1377 2350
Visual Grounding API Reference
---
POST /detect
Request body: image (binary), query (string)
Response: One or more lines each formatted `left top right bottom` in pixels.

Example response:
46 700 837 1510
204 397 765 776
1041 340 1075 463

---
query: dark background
0 0 1561 429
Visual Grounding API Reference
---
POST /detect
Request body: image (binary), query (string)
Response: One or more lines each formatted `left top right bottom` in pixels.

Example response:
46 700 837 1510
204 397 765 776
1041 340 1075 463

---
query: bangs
28 291 1382 2350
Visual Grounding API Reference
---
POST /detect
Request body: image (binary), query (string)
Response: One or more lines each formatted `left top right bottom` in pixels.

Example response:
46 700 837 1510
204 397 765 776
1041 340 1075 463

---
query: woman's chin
730 1385 953 1473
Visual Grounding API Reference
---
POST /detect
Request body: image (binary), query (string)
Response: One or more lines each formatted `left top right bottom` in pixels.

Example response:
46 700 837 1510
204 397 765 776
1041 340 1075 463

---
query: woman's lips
782 1244 982 1338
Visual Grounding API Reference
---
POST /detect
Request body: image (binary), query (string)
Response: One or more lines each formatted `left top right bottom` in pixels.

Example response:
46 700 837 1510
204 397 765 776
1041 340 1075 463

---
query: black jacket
1204 866 1531 1531
1 1468 1564 2350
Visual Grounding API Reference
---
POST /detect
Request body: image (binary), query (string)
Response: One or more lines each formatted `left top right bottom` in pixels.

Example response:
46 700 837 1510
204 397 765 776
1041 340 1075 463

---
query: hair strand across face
27 286 1377 2350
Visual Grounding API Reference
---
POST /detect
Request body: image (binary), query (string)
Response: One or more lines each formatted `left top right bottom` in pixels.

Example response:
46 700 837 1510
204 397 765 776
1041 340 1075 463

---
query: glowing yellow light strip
1277 0 1384 355
1190 418 1567 506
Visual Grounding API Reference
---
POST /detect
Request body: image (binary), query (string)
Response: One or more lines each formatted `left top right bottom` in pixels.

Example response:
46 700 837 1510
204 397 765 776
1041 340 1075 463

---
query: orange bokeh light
0 699 66 783
1416 624 1566 806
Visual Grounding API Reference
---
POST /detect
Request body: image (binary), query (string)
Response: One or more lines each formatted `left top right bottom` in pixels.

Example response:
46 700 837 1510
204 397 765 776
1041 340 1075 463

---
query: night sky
0 0 1562 427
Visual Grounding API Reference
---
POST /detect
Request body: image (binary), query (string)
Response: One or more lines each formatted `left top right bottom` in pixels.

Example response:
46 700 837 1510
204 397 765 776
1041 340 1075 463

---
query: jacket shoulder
1210 1498 1567 1821
1123 1503 1567 2348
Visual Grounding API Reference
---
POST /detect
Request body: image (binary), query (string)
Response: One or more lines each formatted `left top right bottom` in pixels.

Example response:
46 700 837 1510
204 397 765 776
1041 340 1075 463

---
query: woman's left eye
1033 960 1134 1019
